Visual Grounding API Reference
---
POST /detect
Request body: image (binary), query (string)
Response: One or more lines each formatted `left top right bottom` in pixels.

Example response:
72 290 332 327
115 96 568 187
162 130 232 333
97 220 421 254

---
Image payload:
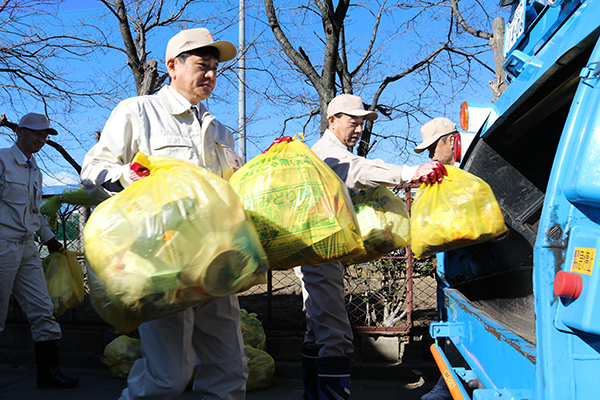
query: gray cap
18 113 58 135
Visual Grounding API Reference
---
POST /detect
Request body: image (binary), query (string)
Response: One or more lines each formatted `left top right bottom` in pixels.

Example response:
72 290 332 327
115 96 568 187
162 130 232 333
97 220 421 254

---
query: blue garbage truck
429 0 600 398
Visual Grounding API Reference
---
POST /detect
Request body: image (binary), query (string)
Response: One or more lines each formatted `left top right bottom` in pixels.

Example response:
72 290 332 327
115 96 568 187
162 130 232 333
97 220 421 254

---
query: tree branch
350 2 385 77
264 0 322 91
45 140 82 174
449 0 492 40
0 113 18 132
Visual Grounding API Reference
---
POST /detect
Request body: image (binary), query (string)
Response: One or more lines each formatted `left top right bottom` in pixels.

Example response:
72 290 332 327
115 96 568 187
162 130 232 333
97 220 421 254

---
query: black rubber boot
317 356 351 400
302 345 319 400
35 340 79 389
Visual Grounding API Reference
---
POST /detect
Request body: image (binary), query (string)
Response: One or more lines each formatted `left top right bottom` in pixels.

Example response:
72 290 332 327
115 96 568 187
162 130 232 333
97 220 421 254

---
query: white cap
327 94 378 121
166 28 236 64
414 117 457 153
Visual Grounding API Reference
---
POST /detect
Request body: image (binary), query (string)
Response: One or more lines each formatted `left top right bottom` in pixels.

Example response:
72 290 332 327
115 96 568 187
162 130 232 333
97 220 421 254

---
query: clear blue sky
1 0 507 191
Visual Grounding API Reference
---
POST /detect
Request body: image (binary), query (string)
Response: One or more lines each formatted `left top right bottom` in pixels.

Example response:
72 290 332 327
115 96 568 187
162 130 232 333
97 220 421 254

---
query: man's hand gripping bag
83 153 268 333
410 165 508 259
343 187 411 265
229 134 365 269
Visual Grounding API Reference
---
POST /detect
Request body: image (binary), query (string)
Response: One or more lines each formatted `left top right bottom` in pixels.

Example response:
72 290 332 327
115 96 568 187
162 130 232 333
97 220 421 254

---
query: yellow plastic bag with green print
240 309 267 351
229 134 365 269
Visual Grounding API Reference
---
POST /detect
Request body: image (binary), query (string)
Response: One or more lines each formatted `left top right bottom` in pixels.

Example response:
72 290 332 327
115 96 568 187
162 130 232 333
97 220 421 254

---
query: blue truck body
430 0 600 398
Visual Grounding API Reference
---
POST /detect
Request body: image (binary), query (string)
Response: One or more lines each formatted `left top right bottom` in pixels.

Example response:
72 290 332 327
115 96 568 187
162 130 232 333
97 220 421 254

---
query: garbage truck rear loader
430 0 600 398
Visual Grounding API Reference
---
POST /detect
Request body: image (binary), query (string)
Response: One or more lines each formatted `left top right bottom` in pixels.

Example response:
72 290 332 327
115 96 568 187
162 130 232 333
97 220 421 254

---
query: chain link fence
236 255 437 334
10 187 439 336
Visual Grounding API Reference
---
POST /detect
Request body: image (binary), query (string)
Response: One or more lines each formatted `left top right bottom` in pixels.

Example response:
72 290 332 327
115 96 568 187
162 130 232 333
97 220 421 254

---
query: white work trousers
119 294 248 400
0 239 61 341
294 262 354 358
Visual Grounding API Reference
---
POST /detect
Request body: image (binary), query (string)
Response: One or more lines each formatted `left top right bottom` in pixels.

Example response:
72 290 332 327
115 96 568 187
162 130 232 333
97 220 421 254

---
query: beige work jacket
81 86 242 201
311 129 416 194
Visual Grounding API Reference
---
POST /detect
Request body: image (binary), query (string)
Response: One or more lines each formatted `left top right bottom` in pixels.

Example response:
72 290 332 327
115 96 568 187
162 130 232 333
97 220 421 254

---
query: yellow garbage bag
344 187 411 265
230 134 365 269
240 309 267 351
244 345 275 391
83 153 268 333
42 248 85 317
101 335 141 379
410 165 508 259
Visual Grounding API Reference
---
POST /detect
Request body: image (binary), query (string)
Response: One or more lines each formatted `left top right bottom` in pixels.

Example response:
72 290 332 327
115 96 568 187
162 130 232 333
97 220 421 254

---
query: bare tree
98 0 222 96
1 0 508 176
0 0 91 174
86 0 240 97
1 0 240 178
262 0 504 158
264 0 349 134
449 0 507 101
0 0 118 177
1 1 72 116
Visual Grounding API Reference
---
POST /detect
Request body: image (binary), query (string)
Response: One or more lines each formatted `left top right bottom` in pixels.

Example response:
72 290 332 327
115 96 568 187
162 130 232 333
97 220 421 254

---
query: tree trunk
490 16 508 102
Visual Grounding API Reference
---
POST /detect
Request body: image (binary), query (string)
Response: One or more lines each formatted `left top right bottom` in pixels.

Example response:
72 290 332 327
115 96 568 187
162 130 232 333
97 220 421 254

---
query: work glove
412 161 447 185
129 161 150 182
44 237 63 253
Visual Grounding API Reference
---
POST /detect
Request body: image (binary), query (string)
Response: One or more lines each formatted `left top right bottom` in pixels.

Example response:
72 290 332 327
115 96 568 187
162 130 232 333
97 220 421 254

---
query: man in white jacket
0 113 78 389
294 94 445 400
81 28 246 400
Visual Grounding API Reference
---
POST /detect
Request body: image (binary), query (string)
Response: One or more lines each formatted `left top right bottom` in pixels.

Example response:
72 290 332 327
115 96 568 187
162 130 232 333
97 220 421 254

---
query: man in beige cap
414 117 460 166
293 94 446 400
81 28 246 400
414 117 462 400
0 113 79 389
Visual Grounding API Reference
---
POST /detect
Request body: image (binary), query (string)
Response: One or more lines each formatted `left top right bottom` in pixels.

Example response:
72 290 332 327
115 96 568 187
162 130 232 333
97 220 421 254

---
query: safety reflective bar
430 343 470 400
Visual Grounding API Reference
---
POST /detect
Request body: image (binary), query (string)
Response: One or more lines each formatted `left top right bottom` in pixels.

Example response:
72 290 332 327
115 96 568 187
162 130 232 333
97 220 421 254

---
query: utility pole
238 0 246 161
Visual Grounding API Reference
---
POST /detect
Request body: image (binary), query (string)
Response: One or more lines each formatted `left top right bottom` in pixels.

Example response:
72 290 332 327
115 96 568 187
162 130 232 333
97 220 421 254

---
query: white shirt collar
167 85 206 115
15 146 31 163
167 85 207 119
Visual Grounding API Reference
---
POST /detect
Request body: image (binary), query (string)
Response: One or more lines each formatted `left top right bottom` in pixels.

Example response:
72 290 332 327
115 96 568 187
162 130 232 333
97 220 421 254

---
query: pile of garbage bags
78 142 507 333
101 311 275 392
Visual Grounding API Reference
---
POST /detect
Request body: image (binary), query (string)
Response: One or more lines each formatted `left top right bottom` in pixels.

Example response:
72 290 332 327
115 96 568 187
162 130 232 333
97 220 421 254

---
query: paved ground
0 363 437 400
